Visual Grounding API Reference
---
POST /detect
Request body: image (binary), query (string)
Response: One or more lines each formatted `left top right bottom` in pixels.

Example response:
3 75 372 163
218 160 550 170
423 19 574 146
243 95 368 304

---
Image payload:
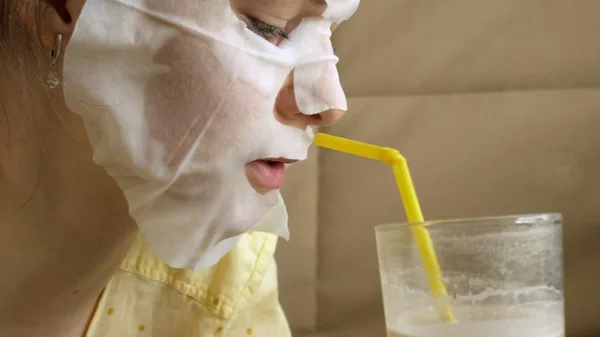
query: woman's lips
245 158 298 191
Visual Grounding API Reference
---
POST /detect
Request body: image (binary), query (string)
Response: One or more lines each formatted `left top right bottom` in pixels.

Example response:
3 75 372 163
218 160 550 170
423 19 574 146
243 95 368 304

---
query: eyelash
246 17 290 40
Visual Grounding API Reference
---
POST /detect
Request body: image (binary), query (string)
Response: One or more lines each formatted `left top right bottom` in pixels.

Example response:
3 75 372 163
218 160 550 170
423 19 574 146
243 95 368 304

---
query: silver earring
46 33 63 89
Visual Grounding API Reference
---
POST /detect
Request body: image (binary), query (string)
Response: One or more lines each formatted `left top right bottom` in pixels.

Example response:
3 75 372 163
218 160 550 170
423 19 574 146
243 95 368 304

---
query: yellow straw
314 133 455 322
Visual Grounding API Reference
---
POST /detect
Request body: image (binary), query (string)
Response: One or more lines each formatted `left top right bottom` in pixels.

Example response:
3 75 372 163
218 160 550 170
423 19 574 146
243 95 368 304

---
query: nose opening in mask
274 69 347 129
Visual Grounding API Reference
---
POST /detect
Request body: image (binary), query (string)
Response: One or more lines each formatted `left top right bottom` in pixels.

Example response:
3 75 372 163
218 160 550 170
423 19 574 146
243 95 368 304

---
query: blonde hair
1 1 49 138
0 1 54 221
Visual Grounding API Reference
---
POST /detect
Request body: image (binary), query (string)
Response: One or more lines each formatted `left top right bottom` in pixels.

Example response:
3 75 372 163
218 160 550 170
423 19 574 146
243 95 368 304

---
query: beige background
279 1 600 337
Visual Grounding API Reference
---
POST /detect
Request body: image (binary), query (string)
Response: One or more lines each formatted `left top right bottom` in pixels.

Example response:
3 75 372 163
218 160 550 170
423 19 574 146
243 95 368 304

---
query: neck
0 99 41 221
0 91 138 337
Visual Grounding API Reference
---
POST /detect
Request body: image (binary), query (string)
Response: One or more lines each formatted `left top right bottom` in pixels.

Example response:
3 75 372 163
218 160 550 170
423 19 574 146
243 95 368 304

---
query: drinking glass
375 213 564 337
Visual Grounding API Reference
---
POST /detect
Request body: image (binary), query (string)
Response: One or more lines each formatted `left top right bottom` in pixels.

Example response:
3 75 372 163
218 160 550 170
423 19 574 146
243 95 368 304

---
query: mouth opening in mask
245 158 299 191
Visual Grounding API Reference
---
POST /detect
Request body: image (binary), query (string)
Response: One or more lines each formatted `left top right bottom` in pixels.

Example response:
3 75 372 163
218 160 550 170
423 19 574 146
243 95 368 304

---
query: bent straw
314 133 455 322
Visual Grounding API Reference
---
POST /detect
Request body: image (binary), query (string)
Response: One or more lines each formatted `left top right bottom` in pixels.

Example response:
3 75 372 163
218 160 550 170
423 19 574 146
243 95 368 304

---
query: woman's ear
45 0 72 23
40 0 85 48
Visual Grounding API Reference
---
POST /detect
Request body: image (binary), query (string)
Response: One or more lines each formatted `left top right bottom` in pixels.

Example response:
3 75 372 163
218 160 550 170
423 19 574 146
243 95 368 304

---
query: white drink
386 305 564 337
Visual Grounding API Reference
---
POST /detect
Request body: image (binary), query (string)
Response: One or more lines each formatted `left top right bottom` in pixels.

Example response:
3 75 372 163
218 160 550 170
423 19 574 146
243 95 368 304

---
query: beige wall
279 2 600 337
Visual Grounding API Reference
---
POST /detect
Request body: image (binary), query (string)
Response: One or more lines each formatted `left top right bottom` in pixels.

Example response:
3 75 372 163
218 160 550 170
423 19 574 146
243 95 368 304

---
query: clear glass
375 213 564 337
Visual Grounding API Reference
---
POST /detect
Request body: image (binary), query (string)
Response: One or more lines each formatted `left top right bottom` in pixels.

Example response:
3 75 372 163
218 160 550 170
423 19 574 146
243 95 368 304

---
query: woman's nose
274 70 346 130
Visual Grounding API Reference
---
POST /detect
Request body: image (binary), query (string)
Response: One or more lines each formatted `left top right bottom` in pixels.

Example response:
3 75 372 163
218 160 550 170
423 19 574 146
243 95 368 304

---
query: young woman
0 0 357 336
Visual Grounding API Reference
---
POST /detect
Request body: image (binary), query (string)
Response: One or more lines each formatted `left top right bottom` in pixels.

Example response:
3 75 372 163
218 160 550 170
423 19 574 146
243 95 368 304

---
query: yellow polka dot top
85 230 291 336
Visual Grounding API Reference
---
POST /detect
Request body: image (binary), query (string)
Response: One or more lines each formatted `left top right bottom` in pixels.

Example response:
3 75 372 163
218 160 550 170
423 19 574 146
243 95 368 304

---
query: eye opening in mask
243 16 290 41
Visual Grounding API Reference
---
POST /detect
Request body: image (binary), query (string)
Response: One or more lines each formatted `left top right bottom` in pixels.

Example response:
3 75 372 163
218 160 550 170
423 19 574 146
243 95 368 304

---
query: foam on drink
386 304 564 337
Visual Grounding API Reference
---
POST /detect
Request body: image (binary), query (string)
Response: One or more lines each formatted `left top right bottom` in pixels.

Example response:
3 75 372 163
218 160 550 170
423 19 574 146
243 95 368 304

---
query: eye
244 16 290 41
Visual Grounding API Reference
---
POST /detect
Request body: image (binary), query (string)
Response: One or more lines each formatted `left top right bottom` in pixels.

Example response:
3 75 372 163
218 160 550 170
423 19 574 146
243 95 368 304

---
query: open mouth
245 158 299 191
262 158 299 165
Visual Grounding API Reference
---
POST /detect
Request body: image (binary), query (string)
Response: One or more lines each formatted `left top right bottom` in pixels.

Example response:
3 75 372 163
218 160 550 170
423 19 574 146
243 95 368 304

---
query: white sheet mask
63 0 359 270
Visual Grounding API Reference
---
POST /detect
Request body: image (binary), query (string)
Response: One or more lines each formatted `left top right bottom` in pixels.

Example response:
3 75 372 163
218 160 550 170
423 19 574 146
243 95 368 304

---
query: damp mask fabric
63 0 359 271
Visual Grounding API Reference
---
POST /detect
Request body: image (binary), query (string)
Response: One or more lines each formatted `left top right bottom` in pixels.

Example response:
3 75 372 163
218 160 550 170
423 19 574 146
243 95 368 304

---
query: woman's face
49 0 347 194
0 0 356 270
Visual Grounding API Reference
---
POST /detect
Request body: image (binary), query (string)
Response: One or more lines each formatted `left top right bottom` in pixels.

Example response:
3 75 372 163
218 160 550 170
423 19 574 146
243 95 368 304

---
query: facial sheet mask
63 0 359 271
